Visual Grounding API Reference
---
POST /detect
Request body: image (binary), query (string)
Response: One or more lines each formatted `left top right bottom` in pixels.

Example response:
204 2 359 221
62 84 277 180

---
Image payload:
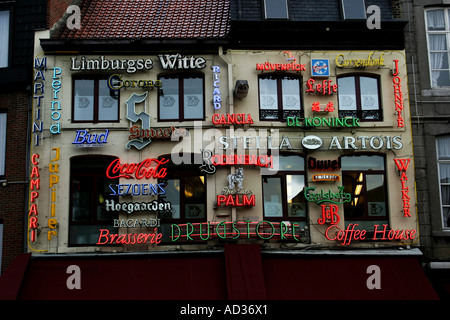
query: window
72 76 119 123
425 9 450 87
0 112 6 178
342 155 388 229
259 75 303 121
437 136 450 228
341 0 366 20
69 156 118 246
0 10 9 68
264 0 289 19
158 156 206 242
158 74 204 121
262 155 307 226
337 75 382 121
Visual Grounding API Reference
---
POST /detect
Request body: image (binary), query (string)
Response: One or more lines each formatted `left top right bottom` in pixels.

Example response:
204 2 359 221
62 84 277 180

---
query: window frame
68 155 119 246
0 9 11 69
157 73 205 122
263 0 289 20
337 74 383 121
262 154 307 222
258 73 304 122
0 110 6 179
341 154 389 222
425 8 450 88
72 75 120 123
437 135 450 229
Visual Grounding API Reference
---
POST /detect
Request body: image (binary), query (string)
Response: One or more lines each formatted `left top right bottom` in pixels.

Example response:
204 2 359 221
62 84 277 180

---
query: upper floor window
258 74 303 121
337 74 382 121
262 154 307 224
0 111 6 178
342 155 388 227
158 74 204 121
425 9 450 87
341 0 366 20
437 136 450 228
0 10 10 68
264 0 289 19
72 76 119 123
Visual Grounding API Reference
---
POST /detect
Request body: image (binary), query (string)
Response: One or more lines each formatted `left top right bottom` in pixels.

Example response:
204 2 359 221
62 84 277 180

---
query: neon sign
33 57 46 146
108 183 166 196
96 228 162 245
216 168 255 207
325 224 417 246
70 56 154 73
311 101 334 112
28 154 40 242
128 125 188 141
50 67 62 134
304 186 351 205
170 221 303 242
306 78 338 95
107 74 161 91
106 158 169 180
392 59 405 128
394 158 412 217
212 65 222 109
287 117 360 128
318 204 340 225
307 157 341 170
72 129 109 146
106 199 171 214
335 52 385 68
48 148 60 241
212 113 254 125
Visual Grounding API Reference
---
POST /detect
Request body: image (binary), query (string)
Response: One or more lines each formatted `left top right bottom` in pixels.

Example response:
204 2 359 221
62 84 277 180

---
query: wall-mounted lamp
234 80 249 99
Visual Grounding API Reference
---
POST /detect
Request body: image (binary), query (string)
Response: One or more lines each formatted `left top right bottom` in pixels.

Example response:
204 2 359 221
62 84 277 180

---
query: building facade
401 0 450 299
0 0 441 300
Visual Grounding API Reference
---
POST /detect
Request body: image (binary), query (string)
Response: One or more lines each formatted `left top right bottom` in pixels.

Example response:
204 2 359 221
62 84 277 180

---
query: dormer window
264 0 289 19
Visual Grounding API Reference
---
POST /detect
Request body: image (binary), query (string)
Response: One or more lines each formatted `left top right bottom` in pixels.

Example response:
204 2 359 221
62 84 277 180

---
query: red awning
0 247 440 300
261 255 440 300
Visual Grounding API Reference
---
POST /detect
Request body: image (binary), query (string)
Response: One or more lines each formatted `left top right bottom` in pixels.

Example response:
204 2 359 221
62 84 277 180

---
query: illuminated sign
158 54 206 70
129 125 188 141
200 149 273 174
306 78 337 95
106 158 169 180
106 199 171 214
335 52 385 68
312 174 341 182
28 154 40 242
48 148 60 241
72 129 109 147
307 157 341 170
392 59 405 128
216 168 255 207
329 135 403 150
96 228 162 245
311 59 330 77
394 158 412 217
33 57 46 146
170 221 303 242
71 56 154 73
287 117 360 128
212 113 254 125
212 65 222 109
304 186 351 205
108 183 166 196
107 74 161 91
301 135 322 150
311 101 334 113
113 218 160 228
50 67 62 134
218 136 292 150
325 224 417 246
318 204 340 225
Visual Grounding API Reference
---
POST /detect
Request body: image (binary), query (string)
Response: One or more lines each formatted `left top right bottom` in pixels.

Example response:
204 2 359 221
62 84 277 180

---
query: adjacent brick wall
0 90 29 274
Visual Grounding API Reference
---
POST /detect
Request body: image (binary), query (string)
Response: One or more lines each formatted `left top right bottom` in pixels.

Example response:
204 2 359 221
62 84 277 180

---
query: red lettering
106 158 169 179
